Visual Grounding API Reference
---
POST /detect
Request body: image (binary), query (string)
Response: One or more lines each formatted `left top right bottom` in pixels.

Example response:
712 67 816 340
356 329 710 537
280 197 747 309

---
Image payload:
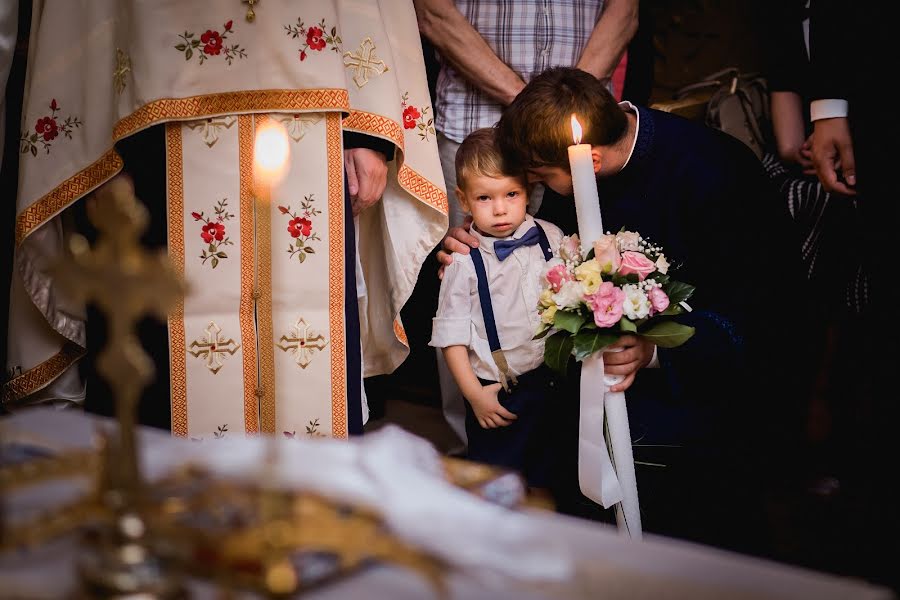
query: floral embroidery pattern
113 48 131 94
283 419 325 438
175 20 247 65
20 99 82 156
284 18 342 61
213 424 228 438
191 198 234 269
278 197 321 263
401 92 435 141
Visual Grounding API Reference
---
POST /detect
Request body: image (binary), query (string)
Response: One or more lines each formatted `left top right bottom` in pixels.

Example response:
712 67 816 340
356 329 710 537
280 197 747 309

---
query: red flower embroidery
191 211 202 221
201 222 226 243
288 217 312 238
306 26 326 51
402 106 421 130
224 20 233 32
35 116 59 141
49 98 58 111
299 50 307 61
201 30 223 55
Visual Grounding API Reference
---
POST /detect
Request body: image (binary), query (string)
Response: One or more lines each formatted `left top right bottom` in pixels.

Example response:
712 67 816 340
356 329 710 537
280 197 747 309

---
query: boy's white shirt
430 215 564 382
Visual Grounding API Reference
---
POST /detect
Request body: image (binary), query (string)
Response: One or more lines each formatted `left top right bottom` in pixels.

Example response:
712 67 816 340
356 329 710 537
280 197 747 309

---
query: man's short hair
455 127 525 190
497 67 628 172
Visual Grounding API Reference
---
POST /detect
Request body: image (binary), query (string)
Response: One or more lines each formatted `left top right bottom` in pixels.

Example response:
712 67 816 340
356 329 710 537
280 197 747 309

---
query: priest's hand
436 215 477 279
465 382 517 429
344 148 388 215
810 117 857 196
603 335 654 393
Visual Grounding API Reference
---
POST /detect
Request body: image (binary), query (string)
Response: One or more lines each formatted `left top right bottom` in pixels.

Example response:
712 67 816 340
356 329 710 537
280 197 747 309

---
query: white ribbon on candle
578 353 623 509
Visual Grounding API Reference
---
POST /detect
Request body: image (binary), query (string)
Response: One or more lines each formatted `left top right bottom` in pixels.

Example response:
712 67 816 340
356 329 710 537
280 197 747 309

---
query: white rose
616 231 641 252
552 279 586 309
622 284 651 320
655 254 670 275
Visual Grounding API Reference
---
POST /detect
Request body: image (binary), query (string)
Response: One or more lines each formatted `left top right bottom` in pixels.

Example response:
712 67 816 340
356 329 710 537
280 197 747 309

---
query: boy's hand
466 382 517 429
436 216 477 279
603 335 655 393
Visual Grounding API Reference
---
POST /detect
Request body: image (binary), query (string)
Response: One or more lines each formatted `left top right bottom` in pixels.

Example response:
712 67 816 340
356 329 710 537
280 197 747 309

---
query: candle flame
571 114 583 145
253 121 290 187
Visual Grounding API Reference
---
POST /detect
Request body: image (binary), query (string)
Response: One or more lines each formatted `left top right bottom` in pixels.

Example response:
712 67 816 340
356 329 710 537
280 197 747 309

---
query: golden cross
276 317 327 369
242 0 258 22
52 177 184 495
113 48 130 95
343 38 389 88
188 322 240 374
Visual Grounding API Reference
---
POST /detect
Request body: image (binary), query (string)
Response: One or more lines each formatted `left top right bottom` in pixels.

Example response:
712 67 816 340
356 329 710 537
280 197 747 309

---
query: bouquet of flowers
535 230 696 373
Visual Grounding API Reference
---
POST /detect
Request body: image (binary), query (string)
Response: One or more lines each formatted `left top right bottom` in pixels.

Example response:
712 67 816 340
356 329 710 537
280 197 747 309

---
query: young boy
429 127 564 487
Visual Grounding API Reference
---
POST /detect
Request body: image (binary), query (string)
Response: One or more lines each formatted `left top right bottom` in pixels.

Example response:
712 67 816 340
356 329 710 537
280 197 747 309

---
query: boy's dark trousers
465 364 560 488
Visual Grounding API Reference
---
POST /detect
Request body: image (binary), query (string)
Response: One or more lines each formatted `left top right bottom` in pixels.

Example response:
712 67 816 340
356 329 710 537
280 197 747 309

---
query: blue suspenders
469 223 553 390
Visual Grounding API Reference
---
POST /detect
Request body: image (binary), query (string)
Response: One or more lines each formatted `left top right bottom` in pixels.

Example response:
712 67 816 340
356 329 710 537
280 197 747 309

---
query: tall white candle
567 114 604 253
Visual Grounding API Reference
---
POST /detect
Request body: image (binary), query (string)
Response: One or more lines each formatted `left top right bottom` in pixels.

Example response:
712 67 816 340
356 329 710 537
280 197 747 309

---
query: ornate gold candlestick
52 176 186 598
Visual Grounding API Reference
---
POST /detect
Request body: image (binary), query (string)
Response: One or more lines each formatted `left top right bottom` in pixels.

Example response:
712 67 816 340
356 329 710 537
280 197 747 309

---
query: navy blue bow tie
493 227 540 261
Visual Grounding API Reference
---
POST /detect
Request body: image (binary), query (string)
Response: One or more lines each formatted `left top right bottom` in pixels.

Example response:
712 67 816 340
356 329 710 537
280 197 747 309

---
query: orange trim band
398 164 448 214
342 110 404 149
253 115 277 434
114 89 350 140
15 150 123 245
1 341 85 406
327 112 347 439
239 116 262 434
165 124 189 437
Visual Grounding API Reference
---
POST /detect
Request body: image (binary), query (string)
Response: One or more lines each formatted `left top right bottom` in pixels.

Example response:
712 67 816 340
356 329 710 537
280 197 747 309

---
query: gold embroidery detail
242 0 258 22
1 341 85 406
393 318 409 347
326 112 347 438
16 149 123 244
343 38 388 88
342 110 403 148
113 89 349 140
188 322 241 374
113 48 131 95
253 115 277 434
166 124 188 436
186 116 237 148
238 116 260 434
274 113 322 142
276 317 329 369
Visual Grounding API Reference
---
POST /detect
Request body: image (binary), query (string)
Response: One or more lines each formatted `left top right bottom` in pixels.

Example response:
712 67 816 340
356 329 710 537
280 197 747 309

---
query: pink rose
648 286 670 315
559 234 581 263
586 281 625 328
618 251 656 281
545 264 573 293
592 234 621 273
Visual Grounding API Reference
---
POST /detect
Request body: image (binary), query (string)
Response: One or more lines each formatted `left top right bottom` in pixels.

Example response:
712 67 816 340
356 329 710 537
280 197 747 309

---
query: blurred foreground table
1 408 894 600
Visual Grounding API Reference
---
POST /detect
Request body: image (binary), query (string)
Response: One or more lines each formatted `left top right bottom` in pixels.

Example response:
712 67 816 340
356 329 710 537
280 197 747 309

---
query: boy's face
527 166 574 196
457 174 528 238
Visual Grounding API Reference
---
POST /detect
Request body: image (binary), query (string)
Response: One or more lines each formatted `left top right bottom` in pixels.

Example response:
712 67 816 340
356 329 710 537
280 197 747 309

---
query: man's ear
591 147 602 174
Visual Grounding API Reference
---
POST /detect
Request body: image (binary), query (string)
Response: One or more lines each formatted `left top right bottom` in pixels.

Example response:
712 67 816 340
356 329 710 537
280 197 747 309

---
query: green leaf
619 318 638 333
31 145 37 156
298 251 306 263
211 257 219 268
573 330 620 361
186 48 193 60
533 323 551 340
659 304 684 316
544 332 574 375
175 43 186 51
640 321 695 348
216 252 227 259
208 243 216 252
305 246 315 254
664 280 696 305
553 310 586 334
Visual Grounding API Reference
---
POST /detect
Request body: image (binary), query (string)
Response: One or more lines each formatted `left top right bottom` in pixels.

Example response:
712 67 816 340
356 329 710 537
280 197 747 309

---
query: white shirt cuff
429 318 471 348
810 99 848 121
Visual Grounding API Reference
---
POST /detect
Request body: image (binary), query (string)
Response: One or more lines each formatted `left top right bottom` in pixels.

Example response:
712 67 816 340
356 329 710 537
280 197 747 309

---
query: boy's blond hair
454 127 526 191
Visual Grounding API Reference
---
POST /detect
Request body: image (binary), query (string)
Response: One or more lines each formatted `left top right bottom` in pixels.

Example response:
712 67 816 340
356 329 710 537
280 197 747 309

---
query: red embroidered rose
201 30 223 55
49 98 58 111
306 26 326 51
299 50 307 61
35 116 59 141
402 105 421 130
201 222 225 243
224 20 233 32
191 212 202 221
278 205 290 215
288 217 312 238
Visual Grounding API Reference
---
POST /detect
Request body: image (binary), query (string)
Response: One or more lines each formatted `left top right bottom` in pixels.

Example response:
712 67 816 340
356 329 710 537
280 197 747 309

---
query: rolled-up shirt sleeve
429 256 475 349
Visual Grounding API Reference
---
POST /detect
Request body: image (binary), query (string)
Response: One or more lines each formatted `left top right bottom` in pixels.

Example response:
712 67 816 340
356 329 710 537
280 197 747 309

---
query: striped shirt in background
435 0 606 143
